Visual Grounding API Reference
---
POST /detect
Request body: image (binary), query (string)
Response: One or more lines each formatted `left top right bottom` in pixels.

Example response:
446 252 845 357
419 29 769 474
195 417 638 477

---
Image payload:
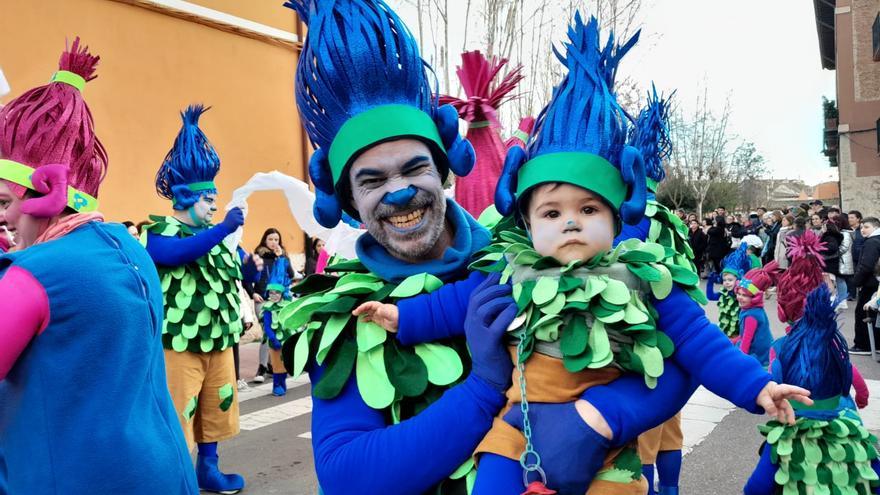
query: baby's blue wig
630 84 672 191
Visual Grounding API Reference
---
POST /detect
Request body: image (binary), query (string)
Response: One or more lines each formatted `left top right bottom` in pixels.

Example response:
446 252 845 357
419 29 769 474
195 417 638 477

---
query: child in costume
354 14 810 495
143 105 247 494
734 263 779 366
0 39 197 494
707 243 752 339
743 285 880 495
742 234 764 269
261 265 295 397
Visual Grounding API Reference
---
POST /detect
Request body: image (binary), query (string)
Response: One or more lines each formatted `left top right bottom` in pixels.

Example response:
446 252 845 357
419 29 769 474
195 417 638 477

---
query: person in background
834 215 855 309
762 211 782 266
689 219 708 278
122 220 139 239
304 236 326 275
819 219 844 307
810 213 824 234
827 206 841 221
851 217 880 355
773 214 795 270
707 215 730 274
252 227 296 383
848 210 864 300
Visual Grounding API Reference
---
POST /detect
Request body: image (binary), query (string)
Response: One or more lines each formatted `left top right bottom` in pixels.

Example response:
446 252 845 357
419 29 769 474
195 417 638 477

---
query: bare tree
668 89 734 219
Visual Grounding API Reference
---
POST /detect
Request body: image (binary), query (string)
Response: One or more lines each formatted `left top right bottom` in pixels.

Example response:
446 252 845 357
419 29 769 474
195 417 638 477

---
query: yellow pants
638 413 684 465
476 348 646 494
269 348 287 374
164 348 239 449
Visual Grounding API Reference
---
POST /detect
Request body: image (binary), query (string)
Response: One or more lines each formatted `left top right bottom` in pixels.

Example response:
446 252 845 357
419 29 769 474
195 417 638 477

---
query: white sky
390 0 838 186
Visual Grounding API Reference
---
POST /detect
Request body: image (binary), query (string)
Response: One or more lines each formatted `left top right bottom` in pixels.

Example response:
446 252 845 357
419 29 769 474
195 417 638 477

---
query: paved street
223 286 880 495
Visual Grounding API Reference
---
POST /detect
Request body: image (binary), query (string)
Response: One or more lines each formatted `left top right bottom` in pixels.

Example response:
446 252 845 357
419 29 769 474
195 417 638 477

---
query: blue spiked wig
494 13 645 228
155 105 220 210
630 84 672 192
286 0 474 228
721 243 751 278
779 284 851 403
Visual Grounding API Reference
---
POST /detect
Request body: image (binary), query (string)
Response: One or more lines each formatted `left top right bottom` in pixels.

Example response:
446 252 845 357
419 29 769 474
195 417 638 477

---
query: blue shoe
196 454 245 494
272 373 287 397
658 486 679 495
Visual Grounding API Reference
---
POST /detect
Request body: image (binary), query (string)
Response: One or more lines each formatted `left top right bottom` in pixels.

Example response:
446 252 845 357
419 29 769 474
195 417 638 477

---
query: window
874 13 880 61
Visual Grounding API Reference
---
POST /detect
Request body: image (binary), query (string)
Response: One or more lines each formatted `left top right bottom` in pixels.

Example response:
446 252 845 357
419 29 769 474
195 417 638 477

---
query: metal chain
517 329 547 488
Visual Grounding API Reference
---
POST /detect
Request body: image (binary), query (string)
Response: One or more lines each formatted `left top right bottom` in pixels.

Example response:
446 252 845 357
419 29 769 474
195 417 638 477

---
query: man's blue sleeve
396 270 487 346
581 360 698 446
309 366 505 495
705 281 721 301
145 225 232 267
743 443 778 495
653 286 770 413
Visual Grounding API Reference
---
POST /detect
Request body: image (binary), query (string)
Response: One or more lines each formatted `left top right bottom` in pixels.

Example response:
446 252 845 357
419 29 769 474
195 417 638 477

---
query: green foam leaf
532 276 559 306
356 347 395 409
390 274 426 298
356 319 387 352
218 383 234 412
316 313 350 365
413 343 463 386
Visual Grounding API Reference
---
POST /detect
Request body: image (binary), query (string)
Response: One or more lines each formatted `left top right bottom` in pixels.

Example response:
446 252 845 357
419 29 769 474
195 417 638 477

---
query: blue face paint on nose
382 185 418 207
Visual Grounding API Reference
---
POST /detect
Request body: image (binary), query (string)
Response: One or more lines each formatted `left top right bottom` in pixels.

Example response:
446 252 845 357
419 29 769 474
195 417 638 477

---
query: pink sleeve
315 248 330 275
0 266 50 380
739 316 758 355
852 364 869 409
767 346 777 370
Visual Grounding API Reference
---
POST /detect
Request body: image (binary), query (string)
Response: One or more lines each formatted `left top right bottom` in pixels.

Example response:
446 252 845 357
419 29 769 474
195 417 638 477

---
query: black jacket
689 228 708 258
820 231 843 276
706 226 729 259
853 233 880 293
763 222 781 265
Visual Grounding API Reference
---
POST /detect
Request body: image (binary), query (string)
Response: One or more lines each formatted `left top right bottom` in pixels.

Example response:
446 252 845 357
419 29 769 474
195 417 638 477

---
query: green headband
721 268 742 277
51 70 86 92
516 152 626 211
266 283 286 293
647 178 659 193
0 159 99 212
186 181 216 192
327 104 446 185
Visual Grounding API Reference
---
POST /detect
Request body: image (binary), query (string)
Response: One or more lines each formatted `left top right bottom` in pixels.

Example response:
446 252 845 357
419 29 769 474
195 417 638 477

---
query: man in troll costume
440 51 532 218
282 3 809 494
142 105 247 494
0 39 197 494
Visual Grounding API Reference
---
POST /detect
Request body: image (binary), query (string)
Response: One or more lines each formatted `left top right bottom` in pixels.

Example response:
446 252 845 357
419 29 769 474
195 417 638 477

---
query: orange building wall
0 0 308 253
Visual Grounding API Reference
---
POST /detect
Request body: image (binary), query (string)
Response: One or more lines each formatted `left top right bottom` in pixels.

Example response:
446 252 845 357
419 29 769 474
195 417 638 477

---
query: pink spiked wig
0 38 107 201
776 230 827 324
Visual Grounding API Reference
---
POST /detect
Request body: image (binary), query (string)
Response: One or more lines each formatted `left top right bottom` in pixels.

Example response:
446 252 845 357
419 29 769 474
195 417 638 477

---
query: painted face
348 139 448 261
191 193 218 226
0 181 50 249
721 273 738 291
268 290 283 303
265 233 280 251
526 183 614 265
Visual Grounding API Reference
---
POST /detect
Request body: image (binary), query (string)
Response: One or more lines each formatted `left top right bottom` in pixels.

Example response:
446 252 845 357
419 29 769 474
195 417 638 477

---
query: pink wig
776 230 827 324
0 38 107 198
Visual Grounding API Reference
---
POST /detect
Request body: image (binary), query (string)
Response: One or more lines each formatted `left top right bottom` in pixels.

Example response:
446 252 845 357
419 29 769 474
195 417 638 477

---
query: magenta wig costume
0 38 107 203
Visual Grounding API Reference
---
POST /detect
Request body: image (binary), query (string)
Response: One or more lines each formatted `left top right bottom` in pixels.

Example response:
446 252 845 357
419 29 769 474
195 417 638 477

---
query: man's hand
756 381 812 425
352 301 399 333
253 293 264 304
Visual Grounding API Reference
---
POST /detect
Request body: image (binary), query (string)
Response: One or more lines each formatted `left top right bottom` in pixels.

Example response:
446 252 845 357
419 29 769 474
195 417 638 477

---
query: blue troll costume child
261 262 294 397
618 88 687 495
354 13 812 495
0 39 197 495
707 243 753 338
279 1 726 494
744 285 880 495
142 106 251 494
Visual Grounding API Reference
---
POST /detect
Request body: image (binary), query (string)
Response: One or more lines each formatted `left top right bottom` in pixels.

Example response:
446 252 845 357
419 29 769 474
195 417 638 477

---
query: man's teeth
388 208 425 228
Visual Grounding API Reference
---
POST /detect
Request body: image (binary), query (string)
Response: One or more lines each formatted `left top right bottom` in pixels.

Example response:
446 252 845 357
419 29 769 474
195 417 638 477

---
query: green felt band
513 129 530 143
721 268 741 277
791 395 840 411
327 105 445 185
186 181 216 192
647 178 659 193
0 159 99 212
266 283 286 293
468 121 490 129
51 70 86 91
516 152 626 210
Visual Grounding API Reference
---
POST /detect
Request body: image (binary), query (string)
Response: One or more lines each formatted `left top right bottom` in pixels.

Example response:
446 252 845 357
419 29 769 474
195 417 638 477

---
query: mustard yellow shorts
638 412 684 464
164 347 239 449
